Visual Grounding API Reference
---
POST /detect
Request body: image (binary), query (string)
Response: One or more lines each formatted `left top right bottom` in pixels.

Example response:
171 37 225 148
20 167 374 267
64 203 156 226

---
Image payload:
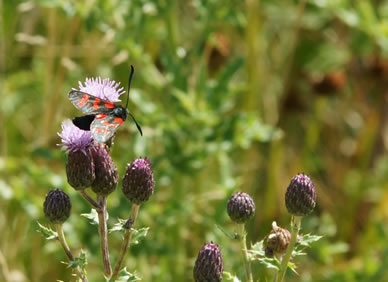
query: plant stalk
97 195 112 277
111 204 140 280
55 224 88 282
239 224 253 282
276 216 302 282
80 189 100 210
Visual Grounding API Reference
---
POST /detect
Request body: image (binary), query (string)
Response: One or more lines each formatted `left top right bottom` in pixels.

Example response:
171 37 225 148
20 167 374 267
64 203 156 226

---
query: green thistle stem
276 216 302 282
55 224 88 282
238 224 253 282
97 195 112 277
111 204 140 280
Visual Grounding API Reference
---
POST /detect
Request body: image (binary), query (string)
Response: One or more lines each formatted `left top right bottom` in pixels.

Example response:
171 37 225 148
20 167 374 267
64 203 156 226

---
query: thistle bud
91 142 118 196
193 242 223 282
264 222 291 257
122 158 155 204
66 149 95 190
285 173 316 216
43 189 72 224
227 192 255 224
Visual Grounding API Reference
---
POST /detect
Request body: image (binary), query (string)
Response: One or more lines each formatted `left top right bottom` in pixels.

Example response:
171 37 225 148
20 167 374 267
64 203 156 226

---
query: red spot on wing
93 98 101 110
77 95 89 107
114 117 124 125
103 121 111 126
94 128 103 134
96 114 108 119
104 102 114 109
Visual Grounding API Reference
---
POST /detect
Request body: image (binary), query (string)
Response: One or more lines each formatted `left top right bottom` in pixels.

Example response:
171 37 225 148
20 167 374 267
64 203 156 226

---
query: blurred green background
2 0 388 281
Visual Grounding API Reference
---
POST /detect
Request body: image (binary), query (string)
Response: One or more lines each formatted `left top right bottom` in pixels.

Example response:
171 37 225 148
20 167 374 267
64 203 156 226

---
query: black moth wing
90 114 122 143
72 114 96 130
68 90 117 115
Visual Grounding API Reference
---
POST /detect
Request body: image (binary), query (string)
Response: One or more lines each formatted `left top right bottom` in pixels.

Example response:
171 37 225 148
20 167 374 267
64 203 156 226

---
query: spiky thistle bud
66 150 95 190
285 173 316 216
227 192 255 224
193 242 223 282
122 157 155 204
91 142 118 196
43 189 72 224
264 222 291 257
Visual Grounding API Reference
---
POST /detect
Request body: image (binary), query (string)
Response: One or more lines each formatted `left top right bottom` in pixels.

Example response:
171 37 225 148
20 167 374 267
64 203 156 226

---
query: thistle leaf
36 222 57 240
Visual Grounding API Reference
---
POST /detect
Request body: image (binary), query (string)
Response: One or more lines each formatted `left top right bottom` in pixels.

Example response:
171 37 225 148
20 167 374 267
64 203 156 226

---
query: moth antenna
125 65 135 109
129 112 143 136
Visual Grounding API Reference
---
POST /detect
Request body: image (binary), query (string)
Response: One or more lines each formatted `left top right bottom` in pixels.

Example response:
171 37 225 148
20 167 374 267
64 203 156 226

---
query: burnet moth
68 65 142 143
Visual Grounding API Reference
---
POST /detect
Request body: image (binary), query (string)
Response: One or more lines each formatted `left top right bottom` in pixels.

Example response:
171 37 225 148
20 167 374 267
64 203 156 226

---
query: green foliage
37 222 58 240
2 0 388 281
107 267 141 282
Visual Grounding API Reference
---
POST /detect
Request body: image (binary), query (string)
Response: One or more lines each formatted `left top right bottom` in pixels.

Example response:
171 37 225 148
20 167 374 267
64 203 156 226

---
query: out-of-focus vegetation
1 0 388 281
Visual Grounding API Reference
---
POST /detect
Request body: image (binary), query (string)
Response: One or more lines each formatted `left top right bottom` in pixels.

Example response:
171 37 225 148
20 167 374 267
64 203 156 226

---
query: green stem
276 216 302 282
55 224 88 282
239 224 253 282
97 195 112 277
111 204 140 280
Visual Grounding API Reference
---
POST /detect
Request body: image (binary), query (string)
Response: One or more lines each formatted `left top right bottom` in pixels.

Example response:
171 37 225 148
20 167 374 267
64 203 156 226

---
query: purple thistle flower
57 119 93 154
77 77 125 102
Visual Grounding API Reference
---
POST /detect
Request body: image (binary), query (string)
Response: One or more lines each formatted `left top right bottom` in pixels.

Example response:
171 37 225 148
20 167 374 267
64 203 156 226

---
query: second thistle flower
193 242 224 282
227 192 256 224
122 158 155 205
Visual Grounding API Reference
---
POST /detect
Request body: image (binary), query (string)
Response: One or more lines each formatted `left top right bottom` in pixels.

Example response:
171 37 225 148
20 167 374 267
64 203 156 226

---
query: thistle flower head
91 142 118 196
227 192 255 224
122 157 155 204
264 222 291 257
285 173 316 216
77 77 125 102
58 119 93 154
66 149 95 190
193 242 223 282
43 189 72 224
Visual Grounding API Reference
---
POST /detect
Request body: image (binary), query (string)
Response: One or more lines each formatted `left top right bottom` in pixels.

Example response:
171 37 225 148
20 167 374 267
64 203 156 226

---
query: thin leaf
80 209 101 225
223 271 242 282
110 218 127 233
297 233 323 247
106 267 141 281
216 224 240 240
36 222 57 240
131 227 149 245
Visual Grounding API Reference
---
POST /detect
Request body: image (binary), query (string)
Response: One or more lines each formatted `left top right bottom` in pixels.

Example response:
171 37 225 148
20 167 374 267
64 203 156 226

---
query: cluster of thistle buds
193 173 317 282
43 75 155 281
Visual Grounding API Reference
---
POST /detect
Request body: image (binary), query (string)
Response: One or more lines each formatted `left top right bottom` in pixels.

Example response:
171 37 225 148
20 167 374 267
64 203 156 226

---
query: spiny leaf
106 267 141 281
110 218 127 233
36 222 57 240
223 271 241 282
256 257 281 270
131 227 149 245
67 250 88 270
296 233 323 247
80 209 105 225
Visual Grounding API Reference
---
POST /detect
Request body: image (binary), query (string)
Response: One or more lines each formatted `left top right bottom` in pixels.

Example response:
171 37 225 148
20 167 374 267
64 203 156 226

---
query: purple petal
57 119 93 154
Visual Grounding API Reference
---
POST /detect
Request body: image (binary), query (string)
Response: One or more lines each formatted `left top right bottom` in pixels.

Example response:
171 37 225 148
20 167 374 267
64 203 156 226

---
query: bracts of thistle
276 173 317 282
227 192 255 282
111 157 155 280
193 242 224 282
